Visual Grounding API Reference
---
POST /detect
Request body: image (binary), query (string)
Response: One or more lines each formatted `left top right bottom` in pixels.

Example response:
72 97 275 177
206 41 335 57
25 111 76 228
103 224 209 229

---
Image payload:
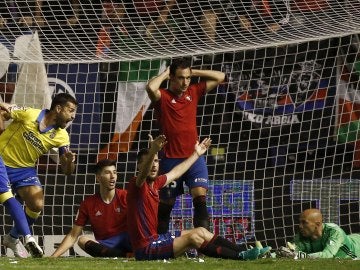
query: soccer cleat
185 248 198 258
259 246 272 258
239 247 260 260
24 236 43 258
3 234 29 258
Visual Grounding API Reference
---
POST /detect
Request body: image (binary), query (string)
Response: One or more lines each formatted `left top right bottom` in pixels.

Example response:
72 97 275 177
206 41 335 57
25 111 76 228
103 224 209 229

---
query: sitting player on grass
51 159 132 258
126 134 271 261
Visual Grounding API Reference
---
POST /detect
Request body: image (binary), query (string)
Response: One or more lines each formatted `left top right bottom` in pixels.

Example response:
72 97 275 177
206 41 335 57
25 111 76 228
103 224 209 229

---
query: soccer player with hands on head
51 159 132 258
0 93 78 258
126 134 270 261
276 208 360 259
146 57 225 235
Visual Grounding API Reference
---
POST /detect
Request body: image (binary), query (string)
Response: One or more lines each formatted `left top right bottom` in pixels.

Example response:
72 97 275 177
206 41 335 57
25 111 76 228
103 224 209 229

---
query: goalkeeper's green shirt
294 223 360 259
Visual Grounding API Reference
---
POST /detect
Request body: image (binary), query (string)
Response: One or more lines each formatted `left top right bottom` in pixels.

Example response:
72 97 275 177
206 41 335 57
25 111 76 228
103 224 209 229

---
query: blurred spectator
96 1 127 56
172 1 219 43
0 1 15 29
65 0 102 27
244 1 290 33
122 0 175 40
16 0 46 27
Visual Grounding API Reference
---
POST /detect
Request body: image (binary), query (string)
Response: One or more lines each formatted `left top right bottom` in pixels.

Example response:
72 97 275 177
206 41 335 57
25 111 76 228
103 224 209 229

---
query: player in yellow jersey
0 93 78 258
0 104 42 258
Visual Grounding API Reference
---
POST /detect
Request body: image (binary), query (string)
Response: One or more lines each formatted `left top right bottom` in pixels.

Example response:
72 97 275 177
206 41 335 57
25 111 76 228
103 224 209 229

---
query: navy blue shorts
134 231 180 260
6 167 41 192
99 232 132 252
159 156 208 200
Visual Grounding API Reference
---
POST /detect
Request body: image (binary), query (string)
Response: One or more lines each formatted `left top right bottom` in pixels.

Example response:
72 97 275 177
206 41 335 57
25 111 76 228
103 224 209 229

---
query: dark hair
50 93 78 110
137 148 150 162
169 58 191 76
95 159 116 174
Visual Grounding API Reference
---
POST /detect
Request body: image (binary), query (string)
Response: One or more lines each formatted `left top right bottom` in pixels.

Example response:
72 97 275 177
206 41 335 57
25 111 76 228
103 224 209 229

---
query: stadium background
0 0 359 256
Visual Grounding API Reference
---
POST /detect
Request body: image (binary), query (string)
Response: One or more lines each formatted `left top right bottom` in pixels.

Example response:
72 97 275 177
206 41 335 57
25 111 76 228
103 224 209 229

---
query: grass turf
0 257 359 270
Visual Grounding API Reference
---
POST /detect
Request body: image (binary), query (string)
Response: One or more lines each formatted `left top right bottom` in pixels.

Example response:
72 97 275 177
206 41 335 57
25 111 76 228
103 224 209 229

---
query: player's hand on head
150 135 167 152
195 137 211 156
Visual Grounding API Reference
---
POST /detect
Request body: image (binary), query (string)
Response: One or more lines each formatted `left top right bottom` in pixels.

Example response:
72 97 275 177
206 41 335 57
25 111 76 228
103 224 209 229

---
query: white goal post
0 0 360 256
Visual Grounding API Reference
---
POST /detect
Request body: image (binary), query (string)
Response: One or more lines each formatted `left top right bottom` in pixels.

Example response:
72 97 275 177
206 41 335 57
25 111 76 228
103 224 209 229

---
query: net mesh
0 0 360 257
0 1 359 62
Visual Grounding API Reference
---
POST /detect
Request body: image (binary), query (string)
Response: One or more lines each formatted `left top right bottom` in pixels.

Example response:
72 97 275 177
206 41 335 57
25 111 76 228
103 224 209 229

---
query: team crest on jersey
185 95 192 101
49 130 56 139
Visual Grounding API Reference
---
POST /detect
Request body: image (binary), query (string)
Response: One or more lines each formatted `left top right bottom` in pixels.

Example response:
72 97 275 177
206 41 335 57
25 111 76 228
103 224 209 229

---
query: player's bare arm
191 69 225 93
146 67 170 102
50 225 83 257
164 137 211 186
136 135 167 187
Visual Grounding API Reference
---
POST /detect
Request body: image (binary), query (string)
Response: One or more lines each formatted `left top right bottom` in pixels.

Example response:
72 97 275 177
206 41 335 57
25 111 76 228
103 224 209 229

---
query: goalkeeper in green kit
277 208 360 259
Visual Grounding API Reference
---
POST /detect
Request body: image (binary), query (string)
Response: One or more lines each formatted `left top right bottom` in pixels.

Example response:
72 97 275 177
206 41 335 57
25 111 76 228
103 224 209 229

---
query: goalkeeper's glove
276 245 307 259
276 246 296 258
286 242 296 251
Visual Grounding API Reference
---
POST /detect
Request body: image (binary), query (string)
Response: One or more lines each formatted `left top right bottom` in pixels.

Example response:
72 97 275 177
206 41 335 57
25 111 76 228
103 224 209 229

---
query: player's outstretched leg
3 234 29 258
24 235 43 258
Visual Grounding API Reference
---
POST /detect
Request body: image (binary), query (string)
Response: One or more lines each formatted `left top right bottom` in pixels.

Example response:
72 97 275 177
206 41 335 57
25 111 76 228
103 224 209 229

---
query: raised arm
50 225 83 257
146 67 169 102
136 135 167 187
164 138 211 186
191 69 225 93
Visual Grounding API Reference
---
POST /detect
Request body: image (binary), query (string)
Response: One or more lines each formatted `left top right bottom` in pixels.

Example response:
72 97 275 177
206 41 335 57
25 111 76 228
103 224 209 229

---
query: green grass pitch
0 257 359 270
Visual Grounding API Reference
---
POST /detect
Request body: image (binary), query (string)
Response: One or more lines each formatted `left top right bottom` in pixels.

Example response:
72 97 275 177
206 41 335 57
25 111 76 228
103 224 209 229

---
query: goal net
0 0 360 256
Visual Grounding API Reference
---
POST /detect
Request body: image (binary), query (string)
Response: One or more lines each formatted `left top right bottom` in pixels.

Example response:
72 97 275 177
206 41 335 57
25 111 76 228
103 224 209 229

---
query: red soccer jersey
126 175 167 250
154 81 207 158
75 189 128 240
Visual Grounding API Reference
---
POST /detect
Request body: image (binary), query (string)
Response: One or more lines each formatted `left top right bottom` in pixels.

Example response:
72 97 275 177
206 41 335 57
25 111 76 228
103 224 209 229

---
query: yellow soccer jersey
0 107 70 168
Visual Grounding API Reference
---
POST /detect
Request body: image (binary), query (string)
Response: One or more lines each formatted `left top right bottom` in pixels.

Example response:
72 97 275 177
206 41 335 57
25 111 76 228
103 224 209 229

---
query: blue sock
3 198 31 237
10 209 37 238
